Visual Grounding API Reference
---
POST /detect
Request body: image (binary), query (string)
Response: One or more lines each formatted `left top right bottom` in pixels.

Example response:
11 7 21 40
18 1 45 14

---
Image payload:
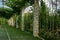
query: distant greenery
0 17 7 24
24 13 33 33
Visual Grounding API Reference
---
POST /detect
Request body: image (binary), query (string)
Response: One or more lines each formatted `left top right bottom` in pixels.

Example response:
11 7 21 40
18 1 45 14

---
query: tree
0 0 13 19
40 0 49 31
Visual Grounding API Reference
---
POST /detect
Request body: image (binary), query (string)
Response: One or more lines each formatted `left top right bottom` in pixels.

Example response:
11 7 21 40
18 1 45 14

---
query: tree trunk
33 0 39 37
21 8 25 31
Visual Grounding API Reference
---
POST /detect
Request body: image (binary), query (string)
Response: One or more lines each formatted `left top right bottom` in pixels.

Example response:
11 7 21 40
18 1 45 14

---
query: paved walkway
0 25 40 40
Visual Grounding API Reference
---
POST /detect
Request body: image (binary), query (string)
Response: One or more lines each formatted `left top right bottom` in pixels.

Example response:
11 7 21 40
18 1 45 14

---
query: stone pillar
21 8 25 31
33 0 39 37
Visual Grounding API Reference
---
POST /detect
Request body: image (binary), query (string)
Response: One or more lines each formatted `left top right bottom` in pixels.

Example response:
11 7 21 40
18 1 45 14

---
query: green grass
2 25 41 40
0 25 8 40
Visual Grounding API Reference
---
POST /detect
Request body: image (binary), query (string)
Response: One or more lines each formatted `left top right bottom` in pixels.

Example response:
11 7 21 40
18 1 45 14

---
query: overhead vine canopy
0 0 34 19
5 0 34 14
0 0 14 19
0 5 13 11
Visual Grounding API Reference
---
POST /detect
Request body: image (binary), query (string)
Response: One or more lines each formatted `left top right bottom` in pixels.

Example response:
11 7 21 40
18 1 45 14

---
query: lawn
1 25 41 40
